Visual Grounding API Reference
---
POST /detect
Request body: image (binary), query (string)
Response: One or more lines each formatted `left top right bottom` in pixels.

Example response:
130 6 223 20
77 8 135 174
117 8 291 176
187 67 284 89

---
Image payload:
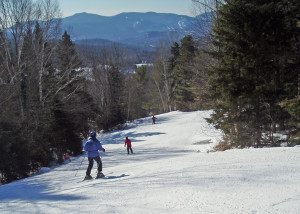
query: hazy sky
58 0 194 17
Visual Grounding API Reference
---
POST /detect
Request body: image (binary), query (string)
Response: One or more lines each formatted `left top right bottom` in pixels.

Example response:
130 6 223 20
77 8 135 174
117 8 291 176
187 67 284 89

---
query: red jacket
125 139 132 147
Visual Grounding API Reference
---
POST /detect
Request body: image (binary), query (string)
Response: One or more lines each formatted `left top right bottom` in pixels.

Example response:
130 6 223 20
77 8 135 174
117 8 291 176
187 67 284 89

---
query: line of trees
1 0 299 184
0 0 98 183
150 0 299 150
0 0 177 184
193 0 300 149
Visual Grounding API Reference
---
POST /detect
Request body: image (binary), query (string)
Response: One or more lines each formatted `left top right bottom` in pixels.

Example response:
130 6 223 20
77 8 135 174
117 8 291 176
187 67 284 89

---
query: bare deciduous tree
33 0 61 107
0 0 61 117
191 0 223 46
152 39 173 112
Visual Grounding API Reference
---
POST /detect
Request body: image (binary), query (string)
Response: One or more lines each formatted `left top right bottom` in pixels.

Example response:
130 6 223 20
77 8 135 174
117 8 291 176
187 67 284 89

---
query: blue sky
58 0 194 17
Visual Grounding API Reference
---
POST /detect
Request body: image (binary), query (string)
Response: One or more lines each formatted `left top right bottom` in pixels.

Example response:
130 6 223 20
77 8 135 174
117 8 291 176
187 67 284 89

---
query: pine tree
102 65 126 130
279 96 300 144
173 35 197 111
56 31 82 78
208 0 300 147
0 123 31 183
43 31 96 160
133 65 150 117
169 42 180 72
0 0 66 183
168 42 180 109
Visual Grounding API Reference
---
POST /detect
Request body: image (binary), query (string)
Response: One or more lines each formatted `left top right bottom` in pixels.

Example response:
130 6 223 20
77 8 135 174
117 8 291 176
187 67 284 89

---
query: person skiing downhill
124 137 133 154
84 131 105 179
152 115 157 124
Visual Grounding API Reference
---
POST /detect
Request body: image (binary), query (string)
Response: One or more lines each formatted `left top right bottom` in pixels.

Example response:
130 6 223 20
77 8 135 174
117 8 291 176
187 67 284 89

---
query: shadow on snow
103 174 129 179
100 131 166 145
0 181 86 201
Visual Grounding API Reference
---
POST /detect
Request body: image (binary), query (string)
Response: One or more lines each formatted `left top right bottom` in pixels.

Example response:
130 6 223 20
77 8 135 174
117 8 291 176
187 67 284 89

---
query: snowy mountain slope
62 12 195 41
1 111 300 214
61 12 203 48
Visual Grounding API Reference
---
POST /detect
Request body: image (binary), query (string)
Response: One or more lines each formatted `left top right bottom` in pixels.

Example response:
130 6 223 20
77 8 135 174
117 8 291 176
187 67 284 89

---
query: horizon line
63 11 196 18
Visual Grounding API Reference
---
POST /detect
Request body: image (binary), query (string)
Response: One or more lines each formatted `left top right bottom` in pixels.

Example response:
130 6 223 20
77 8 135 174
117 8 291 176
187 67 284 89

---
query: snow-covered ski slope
1 111 300 214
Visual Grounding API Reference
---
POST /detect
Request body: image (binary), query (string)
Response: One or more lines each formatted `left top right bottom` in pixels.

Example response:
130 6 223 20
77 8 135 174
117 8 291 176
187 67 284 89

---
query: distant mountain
61 12 208 49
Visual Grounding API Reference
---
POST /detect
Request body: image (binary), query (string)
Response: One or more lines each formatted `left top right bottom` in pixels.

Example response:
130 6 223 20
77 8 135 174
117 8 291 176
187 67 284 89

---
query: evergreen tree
280 96 300 144
56 31 82 78
135 65 152 115
173 35 197 111
208 0 299 147
124 65 152 121
43 31 96 160
19 28 34 116
0 122 32 183
168 42 180 109
102 65 126 130
169 42 180 72
0 0 66 184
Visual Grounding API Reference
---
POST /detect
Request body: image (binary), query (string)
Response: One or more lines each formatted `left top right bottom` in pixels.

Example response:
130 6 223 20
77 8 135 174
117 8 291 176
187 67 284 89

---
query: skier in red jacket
124 137 133 154
152 115 157 124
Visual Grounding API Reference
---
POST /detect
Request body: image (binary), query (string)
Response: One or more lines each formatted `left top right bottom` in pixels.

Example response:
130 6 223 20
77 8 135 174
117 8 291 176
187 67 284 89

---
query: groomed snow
1 111 300 214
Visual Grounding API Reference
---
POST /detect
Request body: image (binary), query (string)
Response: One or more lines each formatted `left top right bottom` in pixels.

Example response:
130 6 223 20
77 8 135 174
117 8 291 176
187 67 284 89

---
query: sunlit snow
1 111 300 214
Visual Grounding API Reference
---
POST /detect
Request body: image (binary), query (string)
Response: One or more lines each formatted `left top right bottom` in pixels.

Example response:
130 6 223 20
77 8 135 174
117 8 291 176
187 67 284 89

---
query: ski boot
96 172 105 179
84 174 93 180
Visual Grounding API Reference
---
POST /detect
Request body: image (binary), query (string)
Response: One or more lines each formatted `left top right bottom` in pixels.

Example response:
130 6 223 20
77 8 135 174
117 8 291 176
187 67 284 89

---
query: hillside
61 12 208 48
1 111 300 213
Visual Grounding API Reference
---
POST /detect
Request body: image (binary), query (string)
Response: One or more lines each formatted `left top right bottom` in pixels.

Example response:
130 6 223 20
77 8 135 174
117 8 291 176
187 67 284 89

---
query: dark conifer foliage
0 24 97 183
169 42 180 73
49 31 96 159
208 0 300 147
56 31 82 73
167 36 198 111
1 0 298 185
102 65 126 130
131 66 150 118
0 122 31 183
174 35 197 110
168 42 180 108
280 96 300 143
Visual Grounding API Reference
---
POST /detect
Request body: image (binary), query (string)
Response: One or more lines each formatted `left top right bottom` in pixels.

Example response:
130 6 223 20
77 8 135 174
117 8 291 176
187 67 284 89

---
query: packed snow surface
1 111 300 214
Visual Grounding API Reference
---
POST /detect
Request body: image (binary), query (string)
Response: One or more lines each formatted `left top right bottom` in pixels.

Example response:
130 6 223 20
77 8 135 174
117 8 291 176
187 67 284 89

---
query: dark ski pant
127 146 133 154
86 156 102 176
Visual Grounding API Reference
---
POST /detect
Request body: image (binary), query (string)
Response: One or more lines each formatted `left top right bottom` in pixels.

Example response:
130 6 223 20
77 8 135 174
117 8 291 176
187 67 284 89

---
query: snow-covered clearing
1 111 300 214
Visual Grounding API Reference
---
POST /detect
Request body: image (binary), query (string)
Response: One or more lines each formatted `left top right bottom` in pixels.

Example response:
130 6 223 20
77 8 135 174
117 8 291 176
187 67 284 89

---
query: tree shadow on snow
100 131 165 145
103 147 191 169
130 148 190 160
0 180 86 201
127 116 171 129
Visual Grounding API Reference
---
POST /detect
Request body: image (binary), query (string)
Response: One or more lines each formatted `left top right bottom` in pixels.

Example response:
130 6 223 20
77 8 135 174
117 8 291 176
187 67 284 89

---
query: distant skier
84 131 105 179
124 137 133 154
63 153 71 162
152 115 157 124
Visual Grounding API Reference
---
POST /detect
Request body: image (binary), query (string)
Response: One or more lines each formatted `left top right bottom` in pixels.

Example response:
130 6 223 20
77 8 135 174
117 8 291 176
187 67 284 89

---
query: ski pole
75 153 86 177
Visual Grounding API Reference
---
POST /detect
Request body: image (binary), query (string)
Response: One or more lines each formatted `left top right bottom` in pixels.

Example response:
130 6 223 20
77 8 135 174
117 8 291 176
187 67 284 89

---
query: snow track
1 111 300 213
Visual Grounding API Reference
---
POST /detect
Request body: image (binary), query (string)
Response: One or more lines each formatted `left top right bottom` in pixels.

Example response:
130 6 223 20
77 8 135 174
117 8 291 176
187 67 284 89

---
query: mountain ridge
61 11 204 49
